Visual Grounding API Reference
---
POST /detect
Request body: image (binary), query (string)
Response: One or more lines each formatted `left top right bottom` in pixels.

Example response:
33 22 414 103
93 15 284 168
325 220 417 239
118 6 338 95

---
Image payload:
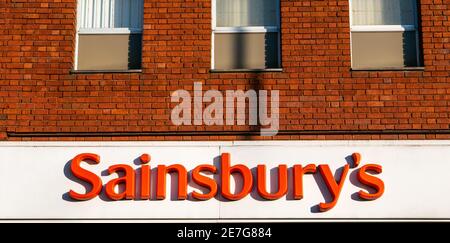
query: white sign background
0 140 449 221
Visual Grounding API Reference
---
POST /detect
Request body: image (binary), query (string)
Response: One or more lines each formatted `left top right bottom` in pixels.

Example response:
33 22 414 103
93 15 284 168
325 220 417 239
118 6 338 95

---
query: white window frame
211 0 281 70
77 28 143 35
349 0 421 68
74 0 144 70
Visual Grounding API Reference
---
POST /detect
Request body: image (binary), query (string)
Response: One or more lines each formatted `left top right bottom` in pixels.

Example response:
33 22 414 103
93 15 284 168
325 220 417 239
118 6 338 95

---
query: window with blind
350 0 421 69
212 0 281 70
75 0 144 71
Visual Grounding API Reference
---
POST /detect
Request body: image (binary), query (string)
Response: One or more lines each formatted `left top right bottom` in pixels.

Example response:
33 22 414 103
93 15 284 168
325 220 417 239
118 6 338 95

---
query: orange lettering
221 153 253 201
318 164 349 212
156 164 188 200
351 152 361 168
140 154 151 200
257 164 288 200
191 165 218 200
357 164 384 200
293 164 317 199
66 152 384 208
68 153 102 201
105 164 136 200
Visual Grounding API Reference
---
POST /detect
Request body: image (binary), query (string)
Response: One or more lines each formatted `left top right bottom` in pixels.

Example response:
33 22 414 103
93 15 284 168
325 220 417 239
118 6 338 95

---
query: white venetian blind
352 0 416 26
216 0 278 27
78 0 143 30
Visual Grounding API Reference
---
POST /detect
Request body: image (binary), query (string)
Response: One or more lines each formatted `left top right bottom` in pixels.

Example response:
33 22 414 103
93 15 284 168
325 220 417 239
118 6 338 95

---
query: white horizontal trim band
351 25 416 32
213 26 279 33
78 28 143 34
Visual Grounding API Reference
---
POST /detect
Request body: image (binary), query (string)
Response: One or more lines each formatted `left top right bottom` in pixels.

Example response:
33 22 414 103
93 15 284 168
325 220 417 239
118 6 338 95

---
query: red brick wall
0 0 449 141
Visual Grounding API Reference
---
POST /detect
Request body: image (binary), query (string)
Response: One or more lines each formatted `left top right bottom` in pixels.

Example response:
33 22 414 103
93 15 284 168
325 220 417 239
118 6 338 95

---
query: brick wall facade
0 0 449 141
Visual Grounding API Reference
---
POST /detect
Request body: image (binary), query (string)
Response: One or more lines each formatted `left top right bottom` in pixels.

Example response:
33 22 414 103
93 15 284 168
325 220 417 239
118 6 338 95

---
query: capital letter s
68 153 102 201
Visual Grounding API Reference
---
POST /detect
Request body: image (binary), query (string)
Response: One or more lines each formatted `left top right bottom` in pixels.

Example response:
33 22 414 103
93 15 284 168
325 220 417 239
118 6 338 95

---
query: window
350 0 421 69
212 0 281 70
75 0 144 71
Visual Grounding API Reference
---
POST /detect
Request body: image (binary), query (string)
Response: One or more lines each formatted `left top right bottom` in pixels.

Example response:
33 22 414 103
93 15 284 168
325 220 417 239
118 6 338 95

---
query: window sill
351 67 425 72
70 69 143 74
210 68 283 73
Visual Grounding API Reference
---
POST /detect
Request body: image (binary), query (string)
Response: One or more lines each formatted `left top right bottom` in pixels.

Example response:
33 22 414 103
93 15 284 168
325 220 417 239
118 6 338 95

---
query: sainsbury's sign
68 152 384 212
1 141 450 220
